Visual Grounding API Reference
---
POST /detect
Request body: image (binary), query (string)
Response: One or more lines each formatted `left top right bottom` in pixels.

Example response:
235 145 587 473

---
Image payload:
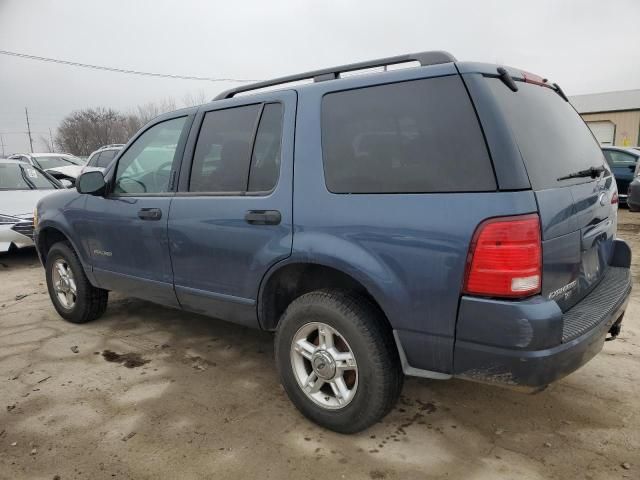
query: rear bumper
452 262 632 388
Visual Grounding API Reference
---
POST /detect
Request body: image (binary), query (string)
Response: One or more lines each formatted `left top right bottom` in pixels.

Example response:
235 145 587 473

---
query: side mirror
60 179 74 189
76 171 106 195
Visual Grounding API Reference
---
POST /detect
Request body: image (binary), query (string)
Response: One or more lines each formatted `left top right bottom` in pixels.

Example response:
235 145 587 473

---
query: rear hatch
484 75 618 311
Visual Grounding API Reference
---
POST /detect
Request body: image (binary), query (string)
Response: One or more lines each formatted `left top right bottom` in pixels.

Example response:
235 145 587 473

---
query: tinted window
604 150 637 167
321 76 495 193
190 105 260 192
486 78 606 190
248 103 283 192
114 116 186 194
96 149 118 168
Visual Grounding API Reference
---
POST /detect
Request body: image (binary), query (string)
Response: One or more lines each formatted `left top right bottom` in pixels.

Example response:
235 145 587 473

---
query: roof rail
214 50 456 100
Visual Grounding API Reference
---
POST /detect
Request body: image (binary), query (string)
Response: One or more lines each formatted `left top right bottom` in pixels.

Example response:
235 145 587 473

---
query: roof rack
214 50 456 100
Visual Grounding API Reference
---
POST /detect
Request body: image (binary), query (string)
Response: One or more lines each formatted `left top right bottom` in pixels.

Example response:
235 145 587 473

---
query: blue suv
34 51 632 432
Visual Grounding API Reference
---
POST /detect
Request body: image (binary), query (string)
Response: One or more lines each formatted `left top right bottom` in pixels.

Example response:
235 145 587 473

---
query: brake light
464 214 542 298
522 71 548 86
611 191 619 205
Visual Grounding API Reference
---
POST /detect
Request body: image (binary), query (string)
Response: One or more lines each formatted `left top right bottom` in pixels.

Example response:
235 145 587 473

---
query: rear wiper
557 165 605 181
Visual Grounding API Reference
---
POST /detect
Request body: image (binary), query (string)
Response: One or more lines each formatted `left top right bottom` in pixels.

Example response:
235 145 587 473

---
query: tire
45 241 108 323
275 289 403 433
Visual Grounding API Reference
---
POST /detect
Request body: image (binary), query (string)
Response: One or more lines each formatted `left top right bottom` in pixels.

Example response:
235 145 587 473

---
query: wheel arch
36 224 95 283
257 258 403 335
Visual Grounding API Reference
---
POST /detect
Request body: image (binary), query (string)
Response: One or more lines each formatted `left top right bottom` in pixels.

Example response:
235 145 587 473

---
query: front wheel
45 242 108 323
275 290 403 433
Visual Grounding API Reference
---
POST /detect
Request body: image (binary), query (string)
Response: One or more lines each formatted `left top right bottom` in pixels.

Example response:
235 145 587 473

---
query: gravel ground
1 210 639 480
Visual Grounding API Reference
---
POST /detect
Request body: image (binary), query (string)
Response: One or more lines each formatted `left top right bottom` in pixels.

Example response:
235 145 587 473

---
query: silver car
0 160 63 252
81 144 124 174
8 153 85 186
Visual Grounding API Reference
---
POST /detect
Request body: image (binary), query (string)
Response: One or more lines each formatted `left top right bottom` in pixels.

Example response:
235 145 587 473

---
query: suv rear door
169 91 295 327
480 75 617 312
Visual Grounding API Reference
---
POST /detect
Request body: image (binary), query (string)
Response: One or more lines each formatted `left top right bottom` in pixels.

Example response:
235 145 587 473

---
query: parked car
82 144 124 174
625 157 640 211
602 146 640 204
34 51 632 433
9 153 84 186
0 160 63 252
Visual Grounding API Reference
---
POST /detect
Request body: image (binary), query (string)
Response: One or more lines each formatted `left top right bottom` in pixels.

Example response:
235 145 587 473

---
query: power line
0 50 261 83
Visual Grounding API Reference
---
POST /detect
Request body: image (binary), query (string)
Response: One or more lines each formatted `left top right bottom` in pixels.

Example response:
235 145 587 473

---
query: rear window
321 76 496 193
486 78 606 190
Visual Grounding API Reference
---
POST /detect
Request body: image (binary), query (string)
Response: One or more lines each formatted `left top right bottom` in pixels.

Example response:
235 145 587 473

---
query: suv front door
169 91 296 327
80 114 192 307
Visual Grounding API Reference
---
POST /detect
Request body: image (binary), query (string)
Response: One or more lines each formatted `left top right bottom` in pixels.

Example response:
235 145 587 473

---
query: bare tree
54 98 180 156
55 107 132 156
182 89 208 107
135 98 177 125
38 134 54 152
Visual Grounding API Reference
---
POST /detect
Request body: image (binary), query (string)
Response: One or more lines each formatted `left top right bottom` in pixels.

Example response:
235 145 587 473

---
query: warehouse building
570 89 640 147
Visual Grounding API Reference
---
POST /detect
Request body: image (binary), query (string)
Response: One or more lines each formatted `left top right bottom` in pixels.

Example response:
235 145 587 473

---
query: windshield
0 163 59 190
35 155 83 169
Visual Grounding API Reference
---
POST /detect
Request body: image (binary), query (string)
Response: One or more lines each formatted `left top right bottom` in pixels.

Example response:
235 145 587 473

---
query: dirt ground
1 211 639 480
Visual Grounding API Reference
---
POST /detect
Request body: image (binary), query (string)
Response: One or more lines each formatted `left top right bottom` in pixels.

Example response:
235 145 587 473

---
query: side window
248 103 283 192
189 105 260 193
114 116 187 194
321 76 496 193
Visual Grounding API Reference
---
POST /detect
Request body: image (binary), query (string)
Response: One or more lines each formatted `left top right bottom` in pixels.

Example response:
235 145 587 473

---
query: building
570 89 640 147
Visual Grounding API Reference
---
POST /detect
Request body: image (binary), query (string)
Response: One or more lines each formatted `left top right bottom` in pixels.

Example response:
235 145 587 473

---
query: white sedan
0 160 64 252
8 153 84 186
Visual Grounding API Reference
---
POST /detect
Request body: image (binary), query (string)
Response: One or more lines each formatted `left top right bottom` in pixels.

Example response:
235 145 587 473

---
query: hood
45 165 84 178
0 189 58 217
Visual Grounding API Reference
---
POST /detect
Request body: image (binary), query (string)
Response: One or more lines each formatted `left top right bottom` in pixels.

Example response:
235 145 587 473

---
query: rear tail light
464 214 542 299
611 191 619 205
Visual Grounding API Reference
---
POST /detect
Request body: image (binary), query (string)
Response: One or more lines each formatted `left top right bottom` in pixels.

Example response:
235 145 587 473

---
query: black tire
275 289 403 433
45 241 108 323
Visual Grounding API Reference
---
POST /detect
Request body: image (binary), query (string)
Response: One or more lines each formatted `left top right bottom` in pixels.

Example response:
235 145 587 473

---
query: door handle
138 208 162 221
245 210 281 225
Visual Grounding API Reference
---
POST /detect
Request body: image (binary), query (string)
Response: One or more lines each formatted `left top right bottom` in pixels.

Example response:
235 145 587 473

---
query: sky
1 0 639 154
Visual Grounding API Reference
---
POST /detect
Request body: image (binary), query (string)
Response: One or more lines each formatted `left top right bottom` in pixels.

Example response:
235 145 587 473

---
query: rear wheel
45 242 108 323
275 289 402 433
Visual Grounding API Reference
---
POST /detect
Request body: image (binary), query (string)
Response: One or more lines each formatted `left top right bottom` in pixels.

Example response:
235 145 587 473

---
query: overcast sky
1 0 639 153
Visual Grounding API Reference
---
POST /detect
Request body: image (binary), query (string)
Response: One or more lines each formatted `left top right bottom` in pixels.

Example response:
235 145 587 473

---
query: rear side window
486 79 606 190
190 105 260 192
189 103 283 193
321 76 496 193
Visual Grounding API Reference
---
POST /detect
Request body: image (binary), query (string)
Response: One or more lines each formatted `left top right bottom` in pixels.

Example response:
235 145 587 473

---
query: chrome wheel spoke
56 262 67 278
318 325 334 349
329 376 350 405
294 339 316 360
333 351 356 371
304 372 324 393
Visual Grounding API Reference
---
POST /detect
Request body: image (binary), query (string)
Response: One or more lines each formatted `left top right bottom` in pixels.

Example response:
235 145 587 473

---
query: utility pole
25 107 34 153
0 133 5 157
49 128 55 152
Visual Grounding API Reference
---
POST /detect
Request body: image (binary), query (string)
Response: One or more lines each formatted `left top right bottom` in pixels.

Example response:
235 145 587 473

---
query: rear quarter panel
293 68 539 374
